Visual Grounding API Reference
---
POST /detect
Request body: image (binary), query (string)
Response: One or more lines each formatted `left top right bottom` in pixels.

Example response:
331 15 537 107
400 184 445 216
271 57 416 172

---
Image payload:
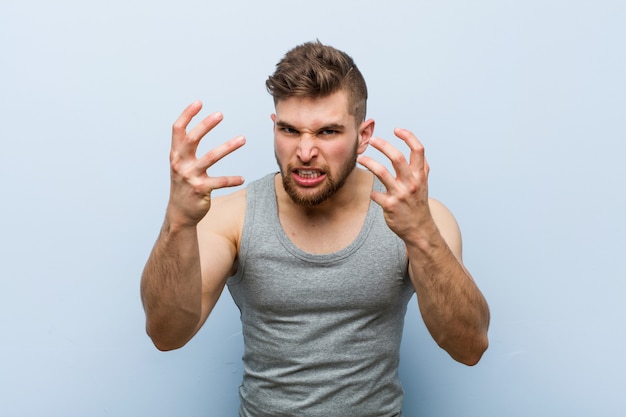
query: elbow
432 324 489 366
451 334 489 366
456 347 487 367
151 337 186 352
145 323 191 352
143 305 201 351
453 307 491 366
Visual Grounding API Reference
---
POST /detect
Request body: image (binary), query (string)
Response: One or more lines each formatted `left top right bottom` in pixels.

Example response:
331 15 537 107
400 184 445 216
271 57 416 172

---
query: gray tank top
228 173 414 417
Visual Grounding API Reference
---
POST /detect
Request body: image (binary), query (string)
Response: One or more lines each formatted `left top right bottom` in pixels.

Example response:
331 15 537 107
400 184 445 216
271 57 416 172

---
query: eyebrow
276 121 346 132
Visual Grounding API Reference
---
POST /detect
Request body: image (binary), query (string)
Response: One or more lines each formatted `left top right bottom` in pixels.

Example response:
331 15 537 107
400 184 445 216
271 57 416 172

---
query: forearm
408 229 490 365
141 219 203 351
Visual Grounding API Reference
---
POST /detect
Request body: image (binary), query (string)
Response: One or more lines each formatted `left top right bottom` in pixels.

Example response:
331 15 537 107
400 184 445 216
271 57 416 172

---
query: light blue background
1 0 625 416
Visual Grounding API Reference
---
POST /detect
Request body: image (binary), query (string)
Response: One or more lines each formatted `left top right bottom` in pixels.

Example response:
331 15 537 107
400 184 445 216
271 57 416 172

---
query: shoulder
428 197 464 259
428 198 455 222
197 188 247 250
211 188 247 214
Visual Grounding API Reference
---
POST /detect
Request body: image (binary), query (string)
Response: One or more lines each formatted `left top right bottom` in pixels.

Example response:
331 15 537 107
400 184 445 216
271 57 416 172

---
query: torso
226 172 413 417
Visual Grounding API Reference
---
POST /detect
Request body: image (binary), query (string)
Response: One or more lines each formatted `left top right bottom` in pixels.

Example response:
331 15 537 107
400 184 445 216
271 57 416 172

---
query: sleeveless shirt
227 173 415 417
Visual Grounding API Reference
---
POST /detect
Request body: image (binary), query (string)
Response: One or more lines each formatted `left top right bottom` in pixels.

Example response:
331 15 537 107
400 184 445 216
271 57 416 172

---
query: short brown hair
266 41 368 124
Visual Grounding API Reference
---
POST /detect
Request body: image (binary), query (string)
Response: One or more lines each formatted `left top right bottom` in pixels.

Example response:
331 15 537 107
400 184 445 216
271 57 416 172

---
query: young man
141 41 489 416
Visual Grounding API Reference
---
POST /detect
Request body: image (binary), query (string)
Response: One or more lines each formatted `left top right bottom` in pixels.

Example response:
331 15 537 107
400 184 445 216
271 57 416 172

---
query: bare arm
407 198 489 366
357 129 489 366
140 101 245 351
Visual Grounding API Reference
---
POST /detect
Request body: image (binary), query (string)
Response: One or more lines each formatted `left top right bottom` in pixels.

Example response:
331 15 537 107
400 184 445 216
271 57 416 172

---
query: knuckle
182 172 193 183
204 148 218 162
170 155 185 173
172 120 186 133
181 135 195 146
198 152 216 169
391 153 405 165
191 183 205 195
406 182 419 195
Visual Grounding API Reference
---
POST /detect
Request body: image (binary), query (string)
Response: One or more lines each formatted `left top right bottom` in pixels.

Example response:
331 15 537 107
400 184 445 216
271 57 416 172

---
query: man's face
272 90 370 207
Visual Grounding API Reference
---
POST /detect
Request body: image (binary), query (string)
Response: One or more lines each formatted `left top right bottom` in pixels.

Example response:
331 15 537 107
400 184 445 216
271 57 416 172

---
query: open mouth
295 169 323 179
292 168 326 186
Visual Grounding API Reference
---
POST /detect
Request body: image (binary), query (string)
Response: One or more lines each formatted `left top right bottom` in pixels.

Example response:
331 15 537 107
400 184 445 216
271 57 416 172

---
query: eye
319 129 338 137
280 127 298 135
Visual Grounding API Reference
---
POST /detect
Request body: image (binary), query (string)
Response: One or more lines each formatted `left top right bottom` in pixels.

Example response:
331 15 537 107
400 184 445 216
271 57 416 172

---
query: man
141 41 489 416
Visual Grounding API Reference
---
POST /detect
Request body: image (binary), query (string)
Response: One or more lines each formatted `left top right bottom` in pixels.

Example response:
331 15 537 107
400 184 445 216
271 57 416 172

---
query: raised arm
140 101 246 351
357 129 489 366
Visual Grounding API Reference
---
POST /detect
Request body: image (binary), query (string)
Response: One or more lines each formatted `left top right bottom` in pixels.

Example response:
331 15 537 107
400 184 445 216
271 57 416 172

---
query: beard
276 142 359 207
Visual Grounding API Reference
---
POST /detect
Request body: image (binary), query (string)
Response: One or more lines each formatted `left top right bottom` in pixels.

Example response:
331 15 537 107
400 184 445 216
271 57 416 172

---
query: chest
242 251 410 317
234 213 411 315
279 213 366 254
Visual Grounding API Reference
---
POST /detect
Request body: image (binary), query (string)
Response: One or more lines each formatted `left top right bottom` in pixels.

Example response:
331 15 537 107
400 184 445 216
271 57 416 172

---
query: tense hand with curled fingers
357 128 433 242
168 100 246 228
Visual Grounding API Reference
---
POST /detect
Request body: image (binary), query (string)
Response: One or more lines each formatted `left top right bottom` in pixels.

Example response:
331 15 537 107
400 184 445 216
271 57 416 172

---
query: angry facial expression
272 90 371 207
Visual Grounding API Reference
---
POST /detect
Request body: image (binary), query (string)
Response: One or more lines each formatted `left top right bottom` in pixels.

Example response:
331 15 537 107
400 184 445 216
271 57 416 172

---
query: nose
297 133 318 162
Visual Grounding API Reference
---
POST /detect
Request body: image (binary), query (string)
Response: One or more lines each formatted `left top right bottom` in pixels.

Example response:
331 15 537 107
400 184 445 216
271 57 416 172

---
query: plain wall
1 0 625 415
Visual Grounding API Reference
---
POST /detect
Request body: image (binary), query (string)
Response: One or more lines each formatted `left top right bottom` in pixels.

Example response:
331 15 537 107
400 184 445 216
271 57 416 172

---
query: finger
356 155 393 207
186 111 224 144
368 136 414 180
174 111 225 162
205 174 246 191
357 154 397 191
195 135 247 174
172 101 203 147
394 128 427 174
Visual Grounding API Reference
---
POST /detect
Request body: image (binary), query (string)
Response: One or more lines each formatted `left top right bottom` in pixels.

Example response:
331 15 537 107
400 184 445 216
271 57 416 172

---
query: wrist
163 204 202 234
404 220 447 257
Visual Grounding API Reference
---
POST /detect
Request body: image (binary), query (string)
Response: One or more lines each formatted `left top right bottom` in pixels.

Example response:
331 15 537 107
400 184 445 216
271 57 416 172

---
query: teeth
298 170 320 178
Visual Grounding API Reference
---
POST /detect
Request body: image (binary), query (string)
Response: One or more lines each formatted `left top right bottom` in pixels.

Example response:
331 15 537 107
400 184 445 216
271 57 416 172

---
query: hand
357 128 433 241
167 101 246 228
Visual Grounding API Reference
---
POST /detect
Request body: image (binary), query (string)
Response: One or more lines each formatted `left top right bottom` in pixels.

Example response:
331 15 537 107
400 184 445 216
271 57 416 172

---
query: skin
141 91 489 365
358 130 490 365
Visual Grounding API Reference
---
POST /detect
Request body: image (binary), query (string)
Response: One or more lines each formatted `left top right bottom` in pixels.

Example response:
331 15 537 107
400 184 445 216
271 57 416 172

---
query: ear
357 118 375 154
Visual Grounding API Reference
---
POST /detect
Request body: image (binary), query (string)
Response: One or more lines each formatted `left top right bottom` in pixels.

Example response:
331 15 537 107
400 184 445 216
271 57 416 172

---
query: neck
276 168 372 220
